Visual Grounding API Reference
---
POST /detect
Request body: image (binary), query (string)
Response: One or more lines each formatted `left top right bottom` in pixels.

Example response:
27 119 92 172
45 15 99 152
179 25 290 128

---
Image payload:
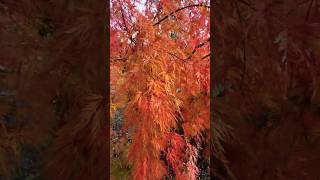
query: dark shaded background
213 0 320 179
0 0 108 179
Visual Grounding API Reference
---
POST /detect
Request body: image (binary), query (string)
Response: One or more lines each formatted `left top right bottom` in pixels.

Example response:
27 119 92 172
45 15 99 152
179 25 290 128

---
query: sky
134 0 147 13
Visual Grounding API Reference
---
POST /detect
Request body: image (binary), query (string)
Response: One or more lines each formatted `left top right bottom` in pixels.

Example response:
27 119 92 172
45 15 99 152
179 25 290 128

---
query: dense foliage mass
110 0 210 179
214 0 320 179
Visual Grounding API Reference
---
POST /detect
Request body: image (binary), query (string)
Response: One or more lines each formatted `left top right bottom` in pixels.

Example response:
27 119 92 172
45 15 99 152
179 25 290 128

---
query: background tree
214 0 320 179
0 0 107 179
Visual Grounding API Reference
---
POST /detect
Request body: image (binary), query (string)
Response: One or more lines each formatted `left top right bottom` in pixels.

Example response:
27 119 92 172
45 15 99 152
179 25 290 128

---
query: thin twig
121 7 136 44
167 38 210 61
167 52 184 60
185 38 211 60
110 57 127 62
202 53 210 59
153 3 210 26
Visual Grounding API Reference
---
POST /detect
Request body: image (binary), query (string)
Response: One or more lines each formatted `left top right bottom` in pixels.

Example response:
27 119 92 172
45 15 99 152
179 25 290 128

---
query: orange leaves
140 21 157 41
182 94 210 138
123 70 183 179
166 133 185 174
111 0 210 179
131 157 166 180
151 158 167 179
125 83 177 132
166 133 199 180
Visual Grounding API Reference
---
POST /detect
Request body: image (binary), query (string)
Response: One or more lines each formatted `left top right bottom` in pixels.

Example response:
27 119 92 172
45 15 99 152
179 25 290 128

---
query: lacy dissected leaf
111 0 210 179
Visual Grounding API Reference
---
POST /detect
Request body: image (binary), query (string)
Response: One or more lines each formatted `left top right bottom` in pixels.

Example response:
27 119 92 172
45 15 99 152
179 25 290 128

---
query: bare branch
121 7 136 44
153 3 210 26
167 38 210 61
185 37 211 60
167 52 184 60
202 53 210 59
110 57 127 62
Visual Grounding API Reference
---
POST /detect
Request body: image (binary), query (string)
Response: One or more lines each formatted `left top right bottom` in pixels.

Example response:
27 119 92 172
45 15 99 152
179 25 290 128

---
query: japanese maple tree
110 0 210 179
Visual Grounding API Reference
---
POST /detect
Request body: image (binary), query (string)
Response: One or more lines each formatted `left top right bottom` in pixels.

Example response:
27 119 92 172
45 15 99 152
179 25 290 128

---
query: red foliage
110 0 210 179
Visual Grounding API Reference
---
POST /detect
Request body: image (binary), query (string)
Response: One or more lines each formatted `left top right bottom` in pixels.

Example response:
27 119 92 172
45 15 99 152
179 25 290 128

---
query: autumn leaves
110 0 210 179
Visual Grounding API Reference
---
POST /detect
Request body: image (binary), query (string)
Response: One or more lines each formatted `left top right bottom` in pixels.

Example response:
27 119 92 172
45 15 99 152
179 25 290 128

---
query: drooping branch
202 53 210 59
185 37 211 60
153 3 210 26
121 7 136 44
167 38 210 61
167 52 184 60
110 56 127 62
193 37 210 53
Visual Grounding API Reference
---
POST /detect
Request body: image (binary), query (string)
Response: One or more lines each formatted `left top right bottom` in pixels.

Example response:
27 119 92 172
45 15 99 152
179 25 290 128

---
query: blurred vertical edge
210 0 214 179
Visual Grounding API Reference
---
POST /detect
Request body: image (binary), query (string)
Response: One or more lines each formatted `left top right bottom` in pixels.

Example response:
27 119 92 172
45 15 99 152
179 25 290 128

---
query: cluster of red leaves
110 0 210 179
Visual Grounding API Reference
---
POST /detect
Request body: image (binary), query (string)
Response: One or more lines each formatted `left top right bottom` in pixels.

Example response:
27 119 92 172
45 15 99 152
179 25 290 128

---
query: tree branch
202 53 210 59
153 3 210 26
121 7 136 44
167 52 184 60
167 38 210 61
185 37 211 60
110 56 127 62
